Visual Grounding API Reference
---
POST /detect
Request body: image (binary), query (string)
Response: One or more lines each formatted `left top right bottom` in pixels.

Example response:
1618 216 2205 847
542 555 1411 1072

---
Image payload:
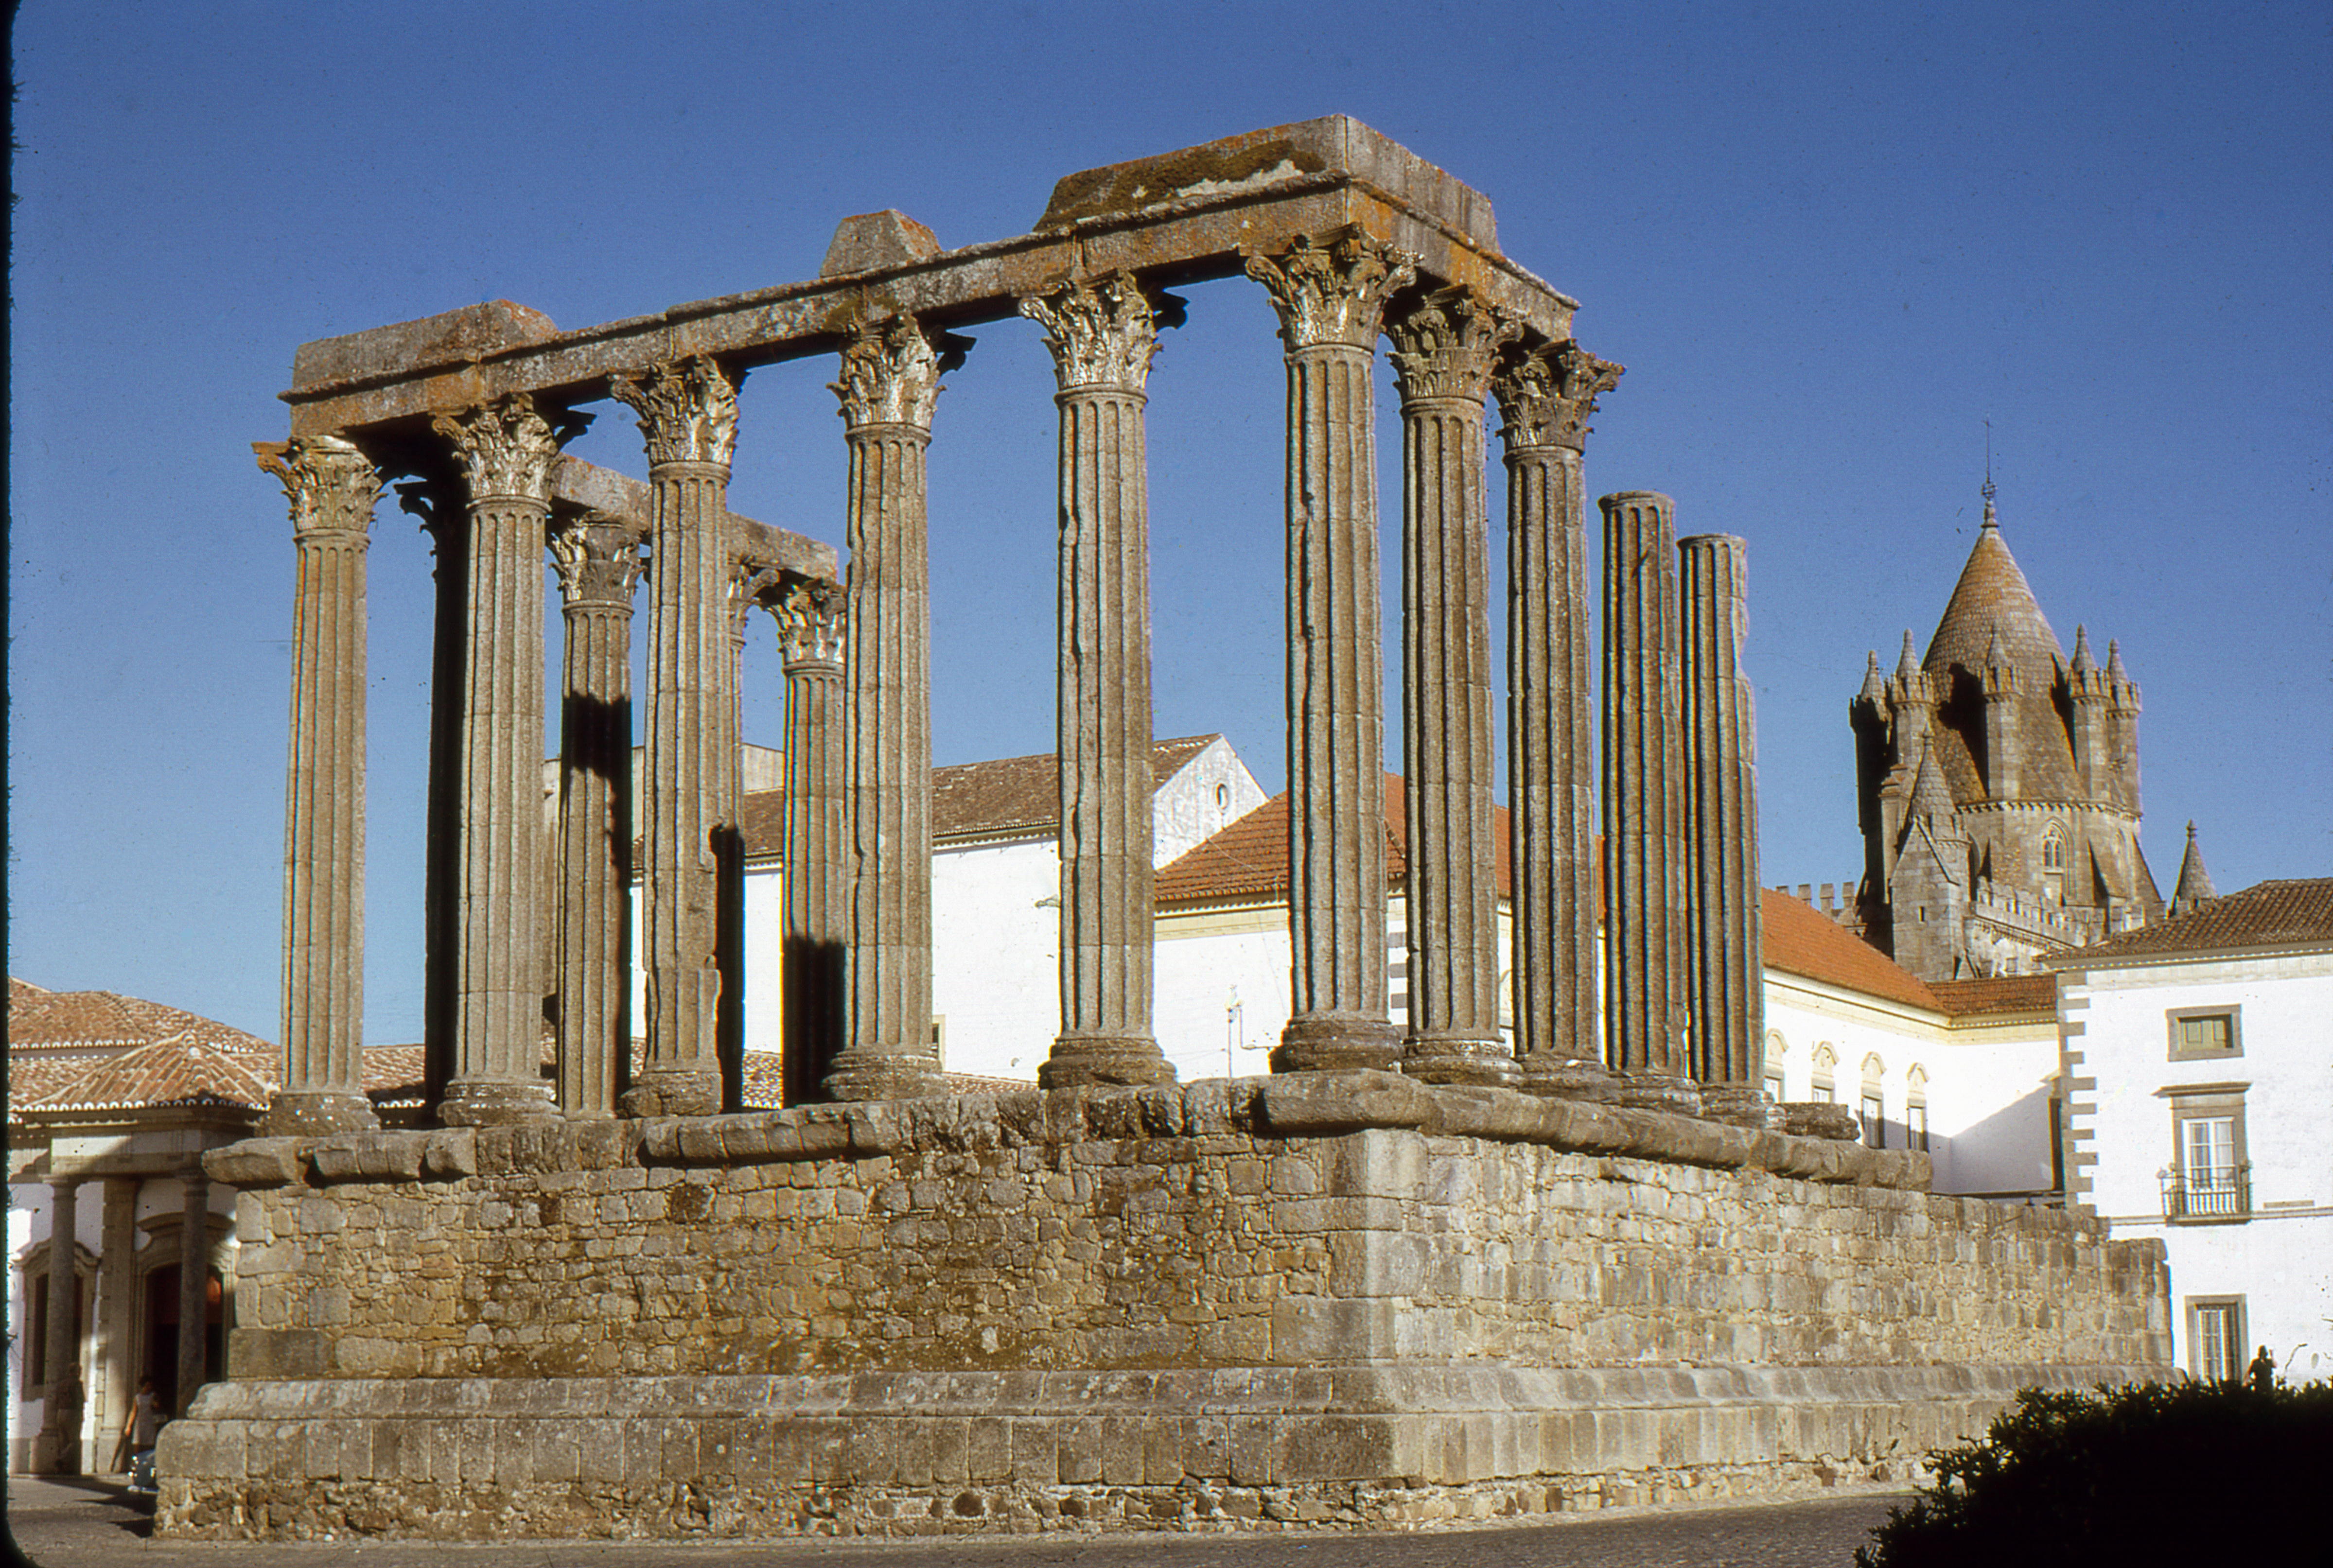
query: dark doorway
141 1263 224 1413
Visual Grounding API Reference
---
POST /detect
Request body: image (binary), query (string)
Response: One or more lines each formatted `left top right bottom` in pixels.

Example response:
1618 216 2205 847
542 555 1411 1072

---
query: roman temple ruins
154 119 2168 1539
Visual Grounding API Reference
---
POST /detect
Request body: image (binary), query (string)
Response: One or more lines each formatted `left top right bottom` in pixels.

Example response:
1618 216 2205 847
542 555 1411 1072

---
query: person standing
123 1376 165 1494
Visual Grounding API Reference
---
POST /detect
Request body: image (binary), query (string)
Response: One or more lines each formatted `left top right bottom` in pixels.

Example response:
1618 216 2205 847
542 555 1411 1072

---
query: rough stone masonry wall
161 1073 2169 1540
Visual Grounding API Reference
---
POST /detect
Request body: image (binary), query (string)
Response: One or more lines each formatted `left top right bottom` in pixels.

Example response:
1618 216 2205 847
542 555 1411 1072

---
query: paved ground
4 1476 1907 1567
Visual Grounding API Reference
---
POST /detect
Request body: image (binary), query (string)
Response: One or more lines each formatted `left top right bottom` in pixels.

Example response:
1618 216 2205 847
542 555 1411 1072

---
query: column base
1614 1073 1704 1117
820 1052 947 1103
1040 1034 1176 1090
439 1080 560 1127
1272 1014 1403 1074
617 1069 724 1119
259 1092 380 1138
1698 1083 1777 1130
1514 1058 1622 1103
1398 1034 1519 1087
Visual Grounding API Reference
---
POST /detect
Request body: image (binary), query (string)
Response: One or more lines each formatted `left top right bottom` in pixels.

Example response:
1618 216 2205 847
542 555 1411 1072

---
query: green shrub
1856 1356 2333 1567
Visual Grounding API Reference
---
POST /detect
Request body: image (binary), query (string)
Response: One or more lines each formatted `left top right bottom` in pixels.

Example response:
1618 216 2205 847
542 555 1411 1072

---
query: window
2189 1296 2247 1382
2167 1007 2241 1061
2164 1087 2250 1221
1811 1045 1836 1104
1763 1068 1786 1104
1907 1101 1930 1153
1861 1090 1886 1148
2041 826 2065 872
1906 1066 1931 1153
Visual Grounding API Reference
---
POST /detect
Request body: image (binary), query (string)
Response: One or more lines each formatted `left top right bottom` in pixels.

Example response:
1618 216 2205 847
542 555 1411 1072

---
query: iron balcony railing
2161 1165 2251 1221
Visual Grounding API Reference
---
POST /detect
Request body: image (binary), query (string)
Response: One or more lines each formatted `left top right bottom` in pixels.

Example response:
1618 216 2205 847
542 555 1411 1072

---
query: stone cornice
281 119 1579 438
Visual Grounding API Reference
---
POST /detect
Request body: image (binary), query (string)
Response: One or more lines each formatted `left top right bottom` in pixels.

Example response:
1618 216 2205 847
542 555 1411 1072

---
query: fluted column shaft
1602 490 1691 1082
177 1166 210 1404
1248 233 1416 1072
38 1179 80 1471
1388 290 1516 1085
1680 533 1764 1101
259 436 381 1135
1496 347 1621 1084
1020 275 1175 1088
824 318 948 1101
612 358 738 1117
435 398 562 1125
551 521 643 1116
777 586 847 1106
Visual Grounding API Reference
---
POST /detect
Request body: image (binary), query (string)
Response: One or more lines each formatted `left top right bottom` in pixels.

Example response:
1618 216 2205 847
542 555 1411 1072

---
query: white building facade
2052 877 2333 1382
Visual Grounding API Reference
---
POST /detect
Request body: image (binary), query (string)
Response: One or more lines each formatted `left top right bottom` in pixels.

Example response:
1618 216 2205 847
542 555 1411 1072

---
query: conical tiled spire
1924 499 2066 678
2170 821 2218 916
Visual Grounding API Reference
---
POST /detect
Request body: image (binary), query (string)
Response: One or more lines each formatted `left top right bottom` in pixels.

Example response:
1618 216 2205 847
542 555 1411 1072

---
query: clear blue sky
11 2 2329 1045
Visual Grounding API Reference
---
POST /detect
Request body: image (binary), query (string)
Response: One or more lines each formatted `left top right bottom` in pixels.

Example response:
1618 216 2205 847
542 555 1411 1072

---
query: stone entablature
161 1074 2167 1538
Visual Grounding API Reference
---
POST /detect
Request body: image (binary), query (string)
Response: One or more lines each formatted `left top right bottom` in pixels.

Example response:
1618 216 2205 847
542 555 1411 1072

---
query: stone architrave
823 316 949 1102
549 518 645 1116
1019 273 1176 1089
36 1178 80 1472
258 436 384 1135
1679 534 1765 1115
432 396 564 1126
773 582 848 1107
1601 491 1697 1109
1386 287 1519 1086
177 1167 211 1403
1493 345 1622 1092
610 357 740 1118
1246 231 1416 1073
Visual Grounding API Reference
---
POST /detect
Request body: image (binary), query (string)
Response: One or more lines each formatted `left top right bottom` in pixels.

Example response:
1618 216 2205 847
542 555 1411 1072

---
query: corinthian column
258 435 382 1135
773 583 847 1106
719 561 784 1108
1019 273 1175 1088
1246 230 1416 1073
1493 345 1622 1093
430 396 563 1125
611 357 738 1117
1601 490 1697 1110
1387 287 1519 1086
35 1178 81 1473
550 518 645 1116
823 316 949 1101
1678 533 1765 1119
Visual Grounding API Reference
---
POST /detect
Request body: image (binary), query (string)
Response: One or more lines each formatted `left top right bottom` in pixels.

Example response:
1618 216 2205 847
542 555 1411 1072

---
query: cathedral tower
1848 485 2160 978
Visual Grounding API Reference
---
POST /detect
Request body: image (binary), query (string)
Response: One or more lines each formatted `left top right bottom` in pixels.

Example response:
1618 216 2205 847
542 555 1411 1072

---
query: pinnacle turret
2170 821 2218 917
1857 649 1887 707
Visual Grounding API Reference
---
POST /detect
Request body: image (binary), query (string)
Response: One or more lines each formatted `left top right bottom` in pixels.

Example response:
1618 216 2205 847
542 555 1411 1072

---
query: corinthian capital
728 561 787 640
1386 287 1521 405
258 435 382 539
610 356 739 467
1018 273 1161 392
829 315 944 430
548 518 646 606
1491 341 1625 453
1245 230 1418 351
433 394 562 503
772 579 847 670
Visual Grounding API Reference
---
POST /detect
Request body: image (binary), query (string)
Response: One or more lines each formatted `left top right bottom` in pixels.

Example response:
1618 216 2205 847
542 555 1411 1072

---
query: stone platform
156 1073 2170 1540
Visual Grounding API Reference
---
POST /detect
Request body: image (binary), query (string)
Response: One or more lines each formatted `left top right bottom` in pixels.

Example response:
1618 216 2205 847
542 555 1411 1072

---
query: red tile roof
1758 891 1940 1013
2062 877 2333 961
1925 974 2057 1018
741 734 1225 857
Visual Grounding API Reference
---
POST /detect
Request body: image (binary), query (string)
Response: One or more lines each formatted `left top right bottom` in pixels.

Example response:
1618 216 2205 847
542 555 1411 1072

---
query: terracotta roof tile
1156 779 1526 906
741 734 1224 857
21 1036 279 1113
1759 891 1940 1012
1925 974 2057 1017
2061 877 2333 961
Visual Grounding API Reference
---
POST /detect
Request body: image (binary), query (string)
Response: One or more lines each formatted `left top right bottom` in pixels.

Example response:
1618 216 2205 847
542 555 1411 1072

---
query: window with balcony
2163 1087 2250 1222
2167 1006 2242 1061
